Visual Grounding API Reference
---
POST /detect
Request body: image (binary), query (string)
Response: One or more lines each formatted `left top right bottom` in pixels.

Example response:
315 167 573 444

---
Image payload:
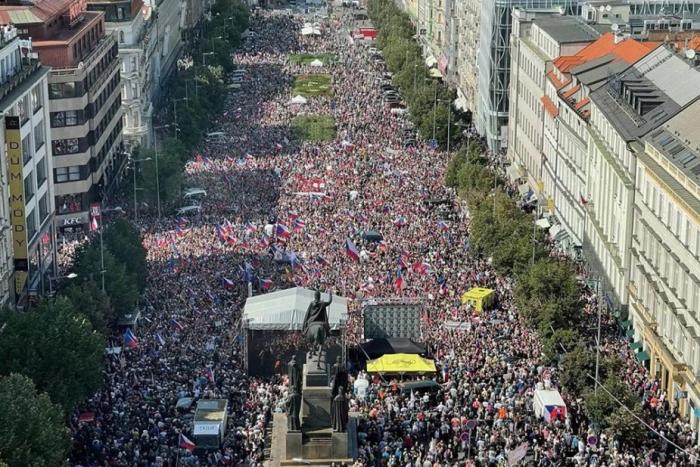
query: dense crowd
68 5 699 467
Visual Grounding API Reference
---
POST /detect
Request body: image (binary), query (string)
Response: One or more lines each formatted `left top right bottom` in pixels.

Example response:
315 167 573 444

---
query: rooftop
590 45 700 141
534 16 603 44
0 0 77 24
646 98 700 184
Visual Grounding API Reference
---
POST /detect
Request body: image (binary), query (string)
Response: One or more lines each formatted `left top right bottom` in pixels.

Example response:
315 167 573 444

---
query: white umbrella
309 59 324 67
288 95 308 105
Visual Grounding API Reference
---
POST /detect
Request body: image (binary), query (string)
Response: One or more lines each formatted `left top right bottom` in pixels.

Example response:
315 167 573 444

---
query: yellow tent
366 353 437 373
460 287 495 312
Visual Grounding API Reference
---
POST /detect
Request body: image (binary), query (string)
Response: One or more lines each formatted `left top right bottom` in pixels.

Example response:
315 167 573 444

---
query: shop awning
625 327 635 338
425 55 437 67
620 319 632 330
636 351 650 362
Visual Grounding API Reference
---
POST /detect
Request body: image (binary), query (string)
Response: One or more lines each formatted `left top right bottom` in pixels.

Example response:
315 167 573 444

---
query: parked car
183 188 207 199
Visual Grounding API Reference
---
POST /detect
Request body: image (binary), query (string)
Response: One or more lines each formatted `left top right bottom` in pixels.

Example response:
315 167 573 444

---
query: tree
72 243 139 318
606 405 646 447
61 280 114 334
584 377 639 429
0 374 70 467
560 344 596 397
103 218 147 291
514 259 582 329
0 299 104 412
542 329 581 364
138 138 185 208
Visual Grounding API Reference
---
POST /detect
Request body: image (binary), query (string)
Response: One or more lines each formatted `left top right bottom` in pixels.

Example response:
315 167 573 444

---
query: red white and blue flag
259 277 273 290
393 215 407 227
345 238 360 262
123 329 139 349
437 220 449 231
275 223 291 238
179 433 196 451
394 269 406 292
222 277 235 289
293 219 305 232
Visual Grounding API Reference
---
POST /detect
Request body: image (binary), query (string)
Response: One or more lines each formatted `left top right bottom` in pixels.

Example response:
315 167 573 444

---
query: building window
34 123 45 151
36 156 47 187
57 194 83 214
119 30 125 43
24 175 34 202
39 193 48 224
26 209 36 241
48 82 76 99
21 135 31 165
50 110 79 128
53 138 81 155
31 85 43 113
56 166 81 183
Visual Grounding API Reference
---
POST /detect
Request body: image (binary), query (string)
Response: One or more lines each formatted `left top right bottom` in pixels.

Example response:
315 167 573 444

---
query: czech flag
123 329 138 349
378 240 387 252
293 219 305 232
393 215 407 227
316 255 329 266
345 238 360 262
179 433 196 451
216 224 227 243
259 277 273 290
90 216 99 232
222 277 235 289
288 210 299 220
441 365 449 382
437 220 449 231
275 223 291 238
245 222 257 235
394 269 406 292
204 367 215 383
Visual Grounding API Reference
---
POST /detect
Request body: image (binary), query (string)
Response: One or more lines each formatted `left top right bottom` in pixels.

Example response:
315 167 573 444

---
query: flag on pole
90 216 99 232
293 219 305 232
123 329 139 349
170 318 184 331
275 223 291 238
394 269 406 292
579 193 589 205
156 333 166 346
345 238 360 262
222 277 235 288
204 367 215 383
179 433 196 451
441 365 449 382
259 277 273 290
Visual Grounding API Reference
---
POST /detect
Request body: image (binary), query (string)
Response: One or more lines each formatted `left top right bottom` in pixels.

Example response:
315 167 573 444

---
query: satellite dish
605 4 612 11
687 49 697 60
599 5 605 12
611 23 619 32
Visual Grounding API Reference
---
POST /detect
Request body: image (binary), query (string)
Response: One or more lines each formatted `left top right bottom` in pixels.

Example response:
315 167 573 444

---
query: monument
284 289 351 462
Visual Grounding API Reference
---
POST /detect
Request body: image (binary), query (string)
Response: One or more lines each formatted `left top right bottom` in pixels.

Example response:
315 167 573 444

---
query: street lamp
202 51 215 66
172 98 189 126
153 123 175 220
132 155 152 222
47 272 78 298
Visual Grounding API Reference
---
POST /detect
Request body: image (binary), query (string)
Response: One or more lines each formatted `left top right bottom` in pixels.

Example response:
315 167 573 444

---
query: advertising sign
5 117 28 297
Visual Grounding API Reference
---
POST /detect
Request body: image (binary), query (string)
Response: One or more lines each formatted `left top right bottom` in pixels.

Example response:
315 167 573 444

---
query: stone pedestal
301 351 331 430
286 430 302 459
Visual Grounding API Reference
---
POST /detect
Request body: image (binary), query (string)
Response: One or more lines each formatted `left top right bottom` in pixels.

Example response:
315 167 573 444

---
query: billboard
5 116 28 297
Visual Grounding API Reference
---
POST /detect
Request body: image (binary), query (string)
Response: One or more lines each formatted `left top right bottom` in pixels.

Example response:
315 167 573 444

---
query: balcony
52 32 118 76
0 59 42 103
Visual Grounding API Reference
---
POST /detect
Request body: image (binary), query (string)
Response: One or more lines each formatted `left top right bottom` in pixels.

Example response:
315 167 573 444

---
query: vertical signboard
5 116 28 298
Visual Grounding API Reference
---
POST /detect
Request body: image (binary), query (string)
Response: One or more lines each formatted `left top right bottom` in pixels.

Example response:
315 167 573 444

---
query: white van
176 205 202 216
183 188 207 199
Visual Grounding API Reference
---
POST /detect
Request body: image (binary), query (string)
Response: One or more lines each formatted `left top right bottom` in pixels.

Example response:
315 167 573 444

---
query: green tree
542 329 581 364
514 259 582 329
606 405 646 447
560 344 596 396
61 280 114 334
103 218 147 291
0 299 104 412
138 138 186 208
0 374 70 467
72 243 139 319
584 377 639 429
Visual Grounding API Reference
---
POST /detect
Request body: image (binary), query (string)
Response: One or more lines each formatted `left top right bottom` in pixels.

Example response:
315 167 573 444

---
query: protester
68 6 698 467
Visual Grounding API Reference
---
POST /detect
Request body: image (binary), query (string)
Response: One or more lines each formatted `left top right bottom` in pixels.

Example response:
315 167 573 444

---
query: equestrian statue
302 288 333 362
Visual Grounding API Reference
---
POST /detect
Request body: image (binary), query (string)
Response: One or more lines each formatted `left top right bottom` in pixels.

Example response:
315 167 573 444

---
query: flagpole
99 217 105 292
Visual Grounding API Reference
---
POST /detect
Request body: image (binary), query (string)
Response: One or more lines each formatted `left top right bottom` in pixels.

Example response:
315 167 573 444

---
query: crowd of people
69 4 700 467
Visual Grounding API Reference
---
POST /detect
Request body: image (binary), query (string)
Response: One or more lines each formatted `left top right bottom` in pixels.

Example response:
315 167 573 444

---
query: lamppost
47 273 78 299
172 98 188 127
437 98 453 154
202 51 215 66
152 123 174 220
132 155 152 222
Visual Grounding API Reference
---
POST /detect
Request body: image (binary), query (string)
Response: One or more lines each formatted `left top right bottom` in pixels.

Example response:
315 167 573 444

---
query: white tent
301 26 322 36
533 389 567 422
309 59 324 67
288 95 308 105
242 287 348 331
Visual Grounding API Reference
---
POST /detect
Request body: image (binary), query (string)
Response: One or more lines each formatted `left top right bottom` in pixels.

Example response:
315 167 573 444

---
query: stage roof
242 287 348 331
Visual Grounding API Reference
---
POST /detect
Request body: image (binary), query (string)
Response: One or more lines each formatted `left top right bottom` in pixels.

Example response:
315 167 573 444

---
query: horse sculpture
302 289 333 363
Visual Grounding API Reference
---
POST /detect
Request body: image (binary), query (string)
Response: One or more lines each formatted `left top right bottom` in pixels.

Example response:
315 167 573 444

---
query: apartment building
89 0 154 148
0 25 56 303
508 12 602 205
629 98 700 430
452 0 480 116
0 0 125 234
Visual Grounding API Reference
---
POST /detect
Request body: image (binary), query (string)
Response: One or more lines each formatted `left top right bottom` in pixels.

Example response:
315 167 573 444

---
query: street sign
461 431 470 442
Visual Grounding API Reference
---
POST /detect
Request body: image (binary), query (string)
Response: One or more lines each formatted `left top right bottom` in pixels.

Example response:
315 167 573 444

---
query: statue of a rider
302 289 333 362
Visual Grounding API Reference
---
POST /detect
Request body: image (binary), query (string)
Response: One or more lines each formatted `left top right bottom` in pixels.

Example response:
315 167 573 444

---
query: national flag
293 219 305 232
316 255 329 266
378 240 387 252
176 216 189 227
204 367 215 383
439 280 448 295
222 277 235 288
123 329 139 349
288 210 299 220
179 433 196 451
241 262 254 282
216 224 227 243
275 223 291 238
345 238 360 262
156 333 166 346
394 269 406 292
90 216 99 232
289 253 304 271
245 222 257 235
176 226 189 238
245 153 255 162
393 215 407 227
398 256 410 270
579 193 589 205
437 220 449 231
441 365 449 382
411 261 424 273
259 277 273 290
170 318 184 331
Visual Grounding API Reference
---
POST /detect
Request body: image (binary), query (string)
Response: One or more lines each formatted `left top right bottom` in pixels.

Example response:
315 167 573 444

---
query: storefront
55 210 90 235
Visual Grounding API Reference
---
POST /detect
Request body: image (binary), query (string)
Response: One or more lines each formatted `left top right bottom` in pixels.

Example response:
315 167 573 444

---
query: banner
5 116 28 297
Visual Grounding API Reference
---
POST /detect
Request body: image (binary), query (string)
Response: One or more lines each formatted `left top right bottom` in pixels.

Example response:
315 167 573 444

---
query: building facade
0 25 56 304
629 98 700 432
0 0 126 234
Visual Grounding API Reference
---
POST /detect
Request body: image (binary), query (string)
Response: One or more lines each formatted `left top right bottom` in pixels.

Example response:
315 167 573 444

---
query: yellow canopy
366 353 437 373
460 287 495 312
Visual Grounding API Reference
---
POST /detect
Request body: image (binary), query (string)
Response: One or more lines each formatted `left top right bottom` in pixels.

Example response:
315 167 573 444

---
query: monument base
301 351 331 430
